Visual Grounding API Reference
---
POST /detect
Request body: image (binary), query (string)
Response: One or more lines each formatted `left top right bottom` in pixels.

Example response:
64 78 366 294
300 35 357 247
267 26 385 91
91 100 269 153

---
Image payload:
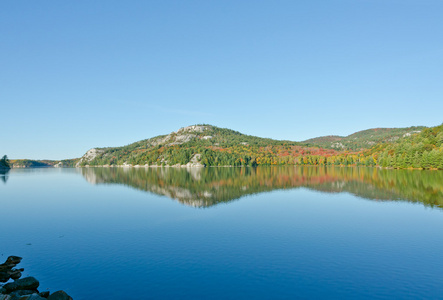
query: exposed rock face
147 125 211 147
177 125 209 133
168 134 197 146
75 148 105 167
331 142 345 149
184 154 204 168
403 130 421 137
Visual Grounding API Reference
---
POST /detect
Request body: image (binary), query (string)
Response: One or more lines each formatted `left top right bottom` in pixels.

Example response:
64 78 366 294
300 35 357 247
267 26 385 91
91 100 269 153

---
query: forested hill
76 125 341 167
75 123 443 169
303 126 425 151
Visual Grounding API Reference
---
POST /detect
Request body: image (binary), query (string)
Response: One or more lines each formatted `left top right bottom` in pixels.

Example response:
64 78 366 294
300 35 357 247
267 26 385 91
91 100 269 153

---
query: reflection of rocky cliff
80 166 443 209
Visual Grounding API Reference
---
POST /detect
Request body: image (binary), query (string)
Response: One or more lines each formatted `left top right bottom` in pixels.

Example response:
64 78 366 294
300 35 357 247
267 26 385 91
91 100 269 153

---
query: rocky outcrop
403 130 422 137
0 257 72 300
147 125 211 147
75 148 104 167
177 125 209 133
184 154 204 168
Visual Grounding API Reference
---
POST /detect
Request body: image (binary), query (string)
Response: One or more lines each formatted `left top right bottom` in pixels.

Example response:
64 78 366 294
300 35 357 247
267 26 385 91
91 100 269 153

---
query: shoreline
5 164 442 171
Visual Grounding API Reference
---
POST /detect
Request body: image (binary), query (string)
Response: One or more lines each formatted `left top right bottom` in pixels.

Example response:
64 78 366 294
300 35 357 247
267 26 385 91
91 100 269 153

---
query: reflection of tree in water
80 166 443 209
0 169 9 184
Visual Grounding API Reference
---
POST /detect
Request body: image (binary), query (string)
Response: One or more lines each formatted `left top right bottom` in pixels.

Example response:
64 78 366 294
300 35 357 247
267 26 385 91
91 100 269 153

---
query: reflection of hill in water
80 167 443 209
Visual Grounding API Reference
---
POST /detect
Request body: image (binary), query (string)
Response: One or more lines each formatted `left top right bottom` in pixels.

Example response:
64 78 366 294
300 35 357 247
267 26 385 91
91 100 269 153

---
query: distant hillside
303 126 426 151
10 159 57 168
9 158 77 168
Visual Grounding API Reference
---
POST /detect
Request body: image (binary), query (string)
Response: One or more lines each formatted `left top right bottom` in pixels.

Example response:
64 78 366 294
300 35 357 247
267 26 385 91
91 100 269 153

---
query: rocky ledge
0 256 72 300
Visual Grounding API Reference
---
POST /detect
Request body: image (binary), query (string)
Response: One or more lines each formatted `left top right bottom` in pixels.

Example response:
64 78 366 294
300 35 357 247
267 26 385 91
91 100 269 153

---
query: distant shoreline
8 165 442 171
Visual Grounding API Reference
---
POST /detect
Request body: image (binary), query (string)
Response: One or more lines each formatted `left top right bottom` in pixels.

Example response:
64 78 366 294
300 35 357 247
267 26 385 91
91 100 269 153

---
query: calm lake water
1 166 443 299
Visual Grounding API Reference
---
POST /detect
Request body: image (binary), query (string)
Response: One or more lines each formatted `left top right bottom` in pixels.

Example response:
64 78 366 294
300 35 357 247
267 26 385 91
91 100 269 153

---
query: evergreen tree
421 151 430 169
413 152 421 169
439 151 443 170
0 155 10 168
429 149 439 169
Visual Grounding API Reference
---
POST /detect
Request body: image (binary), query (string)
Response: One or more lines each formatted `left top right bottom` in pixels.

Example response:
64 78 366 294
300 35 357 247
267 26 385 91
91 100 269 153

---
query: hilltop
303 126 425 151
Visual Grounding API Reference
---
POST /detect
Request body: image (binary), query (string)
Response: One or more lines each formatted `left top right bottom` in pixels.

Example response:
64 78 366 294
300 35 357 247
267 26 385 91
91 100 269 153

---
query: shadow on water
80 166 443 209
0 169 9 184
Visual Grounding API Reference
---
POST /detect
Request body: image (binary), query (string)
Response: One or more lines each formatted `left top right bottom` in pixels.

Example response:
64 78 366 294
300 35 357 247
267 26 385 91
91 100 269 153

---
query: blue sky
1 1 442 160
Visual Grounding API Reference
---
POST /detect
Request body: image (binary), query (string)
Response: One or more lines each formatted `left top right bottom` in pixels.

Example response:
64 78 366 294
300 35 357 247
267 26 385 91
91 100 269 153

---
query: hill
8 158 77 168
303 126 426 151
9 159 57 168
76 125 341 167
75 124 443 169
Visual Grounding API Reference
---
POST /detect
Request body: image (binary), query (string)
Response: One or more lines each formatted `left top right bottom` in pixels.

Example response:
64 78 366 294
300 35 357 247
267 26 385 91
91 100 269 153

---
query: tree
1 155 10 168
439 151 443 170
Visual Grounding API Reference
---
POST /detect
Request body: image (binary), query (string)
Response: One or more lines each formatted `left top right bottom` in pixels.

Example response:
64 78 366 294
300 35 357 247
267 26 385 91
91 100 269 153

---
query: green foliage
296 124 443 169
372 124 443 169
303 126 426 151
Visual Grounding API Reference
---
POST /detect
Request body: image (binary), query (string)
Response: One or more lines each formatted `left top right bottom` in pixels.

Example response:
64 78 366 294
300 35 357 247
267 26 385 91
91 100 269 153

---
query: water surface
1 167 443 299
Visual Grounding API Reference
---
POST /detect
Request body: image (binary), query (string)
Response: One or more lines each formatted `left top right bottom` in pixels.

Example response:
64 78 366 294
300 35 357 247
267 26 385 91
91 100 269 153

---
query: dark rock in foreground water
0 256 72 299
38 291 50 298
3 277 39 292
0 256 23 283
47 291 73 300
